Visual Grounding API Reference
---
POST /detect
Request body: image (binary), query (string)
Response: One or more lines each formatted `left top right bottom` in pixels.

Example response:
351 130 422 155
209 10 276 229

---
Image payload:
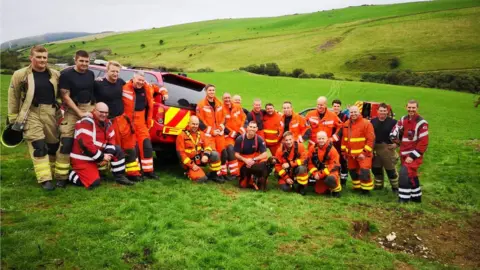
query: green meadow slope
44 0 480 77
1 72 480 269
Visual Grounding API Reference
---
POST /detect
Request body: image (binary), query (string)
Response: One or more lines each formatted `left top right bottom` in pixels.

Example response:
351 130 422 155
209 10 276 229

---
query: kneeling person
234 121 269 190
69 103 134 189
307 131 342 197
176 116 223 183
275 131 308 195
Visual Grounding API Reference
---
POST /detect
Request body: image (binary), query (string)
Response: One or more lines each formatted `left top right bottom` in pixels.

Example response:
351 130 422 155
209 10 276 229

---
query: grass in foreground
1 73 480 269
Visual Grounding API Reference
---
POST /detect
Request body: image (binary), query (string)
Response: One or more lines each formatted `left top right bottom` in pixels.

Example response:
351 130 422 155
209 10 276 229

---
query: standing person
69 103 134 189
222 92 245 180
7 45 60 190
246 98 266 138
274 131 309 195
371 103 399 192
307 131 342 197
195 84 226 181
232 94 250 118
234 121 269 190
305 96 342 146
262 103 282 155
122 71 158 179
331 99 349 186
56 50 95 188
176 116 222 183
279 101 310 143
93 61 142 182
335 106 375 194
390 100 429 203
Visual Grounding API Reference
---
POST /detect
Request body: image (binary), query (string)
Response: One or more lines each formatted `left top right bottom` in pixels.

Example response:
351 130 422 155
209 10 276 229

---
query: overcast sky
1 0 423 42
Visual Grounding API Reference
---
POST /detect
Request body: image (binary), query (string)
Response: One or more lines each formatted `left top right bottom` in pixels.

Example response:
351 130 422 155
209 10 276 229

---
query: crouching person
234 121 269 190
275 131 309 195
69 103 135 189
307 131 342 197
176 116 223 183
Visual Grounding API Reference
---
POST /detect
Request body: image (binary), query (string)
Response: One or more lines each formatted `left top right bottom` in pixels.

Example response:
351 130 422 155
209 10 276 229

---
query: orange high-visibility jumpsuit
279 112 309 143
263 112 282 155
122 81 155 174
307 143 342 194
223 103 246 176
335 115 375 191
274 142 308 192
305 109 342 146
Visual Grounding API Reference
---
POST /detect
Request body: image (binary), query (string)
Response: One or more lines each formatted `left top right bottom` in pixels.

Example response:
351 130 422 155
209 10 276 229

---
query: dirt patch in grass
352 220 371 238
370 208 480 268
318 37 343 51
465 139 480 152
219 187 239 200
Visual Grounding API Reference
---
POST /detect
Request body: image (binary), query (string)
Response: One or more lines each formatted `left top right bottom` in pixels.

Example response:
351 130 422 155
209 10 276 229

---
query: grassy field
1 72 480 269
42 0 480 78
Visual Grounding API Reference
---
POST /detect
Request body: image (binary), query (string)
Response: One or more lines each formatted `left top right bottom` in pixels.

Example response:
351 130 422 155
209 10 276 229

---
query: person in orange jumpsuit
262 103 282 155
305 96 342 147
279 101 311 143
307 131 342 197
246 98 266 139
222 92 245 180
151 83 169 102
334 105 375 194
122 71 158 179
331 99 350 186
274 131 309 195
234 121 269 190
176 116 222 183
195 84 226 178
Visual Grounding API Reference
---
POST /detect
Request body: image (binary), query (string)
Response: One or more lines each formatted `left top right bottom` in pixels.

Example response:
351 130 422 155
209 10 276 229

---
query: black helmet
1 124 24 148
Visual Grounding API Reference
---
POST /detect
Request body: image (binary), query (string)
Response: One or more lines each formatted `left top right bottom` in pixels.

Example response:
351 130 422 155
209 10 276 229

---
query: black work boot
361 189 371 196
331 191 341 198
144 172 159 180
296 185 306 196
208 172 225 183
56 180 68 188
391 187 399 194
41 180 55 191
127 175 144 182
224 175 237 182
115 175 135 186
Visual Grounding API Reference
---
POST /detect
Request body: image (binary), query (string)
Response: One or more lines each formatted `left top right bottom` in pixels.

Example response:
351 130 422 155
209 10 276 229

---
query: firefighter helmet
1 124 24 148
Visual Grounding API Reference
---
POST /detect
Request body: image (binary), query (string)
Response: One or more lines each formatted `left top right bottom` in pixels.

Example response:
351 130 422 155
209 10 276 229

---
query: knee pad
324 175 337 189
386 169 398 179
124 148 137 163
115 145 125 159
47 142 59 156
220 149 228 163
349 169 359 179
359 169 370 181
31 140 47 157
209 151 220 162
226 145 235 161
142 139 153 158
60 137 74 154
280 184 291 192
371 167 383 176
295 165 308 175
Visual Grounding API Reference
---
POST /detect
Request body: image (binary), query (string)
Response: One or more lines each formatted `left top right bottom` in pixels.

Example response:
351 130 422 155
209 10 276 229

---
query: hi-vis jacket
263 112 282 146
279 112 309 143
8 65 60 124
274 142 308 184
196 97 225 137
70 116 116 164
305 109 342 144
223 103 246 139
334 115 375 157
176 128 214 168
122 81 154 127
390 114 429 160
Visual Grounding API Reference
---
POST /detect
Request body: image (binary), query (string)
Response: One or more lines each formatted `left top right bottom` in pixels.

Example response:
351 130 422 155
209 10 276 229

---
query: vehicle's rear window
162 74 205 109
119 70 158 84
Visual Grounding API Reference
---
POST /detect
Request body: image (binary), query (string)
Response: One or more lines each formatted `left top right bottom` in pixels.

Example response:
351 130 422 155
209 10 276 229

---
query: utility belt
32 102 57 108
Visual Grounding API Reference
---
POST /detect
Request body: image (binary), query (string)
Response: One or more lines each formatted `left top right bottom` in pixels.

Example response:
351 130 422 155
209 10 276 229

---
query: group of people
8 46 429 203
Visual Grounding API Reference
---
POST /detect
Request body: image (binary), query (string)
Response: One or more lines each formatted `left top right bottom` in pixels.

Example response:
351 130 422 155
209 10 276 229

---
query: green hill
1 71 480 268
44 0 480 78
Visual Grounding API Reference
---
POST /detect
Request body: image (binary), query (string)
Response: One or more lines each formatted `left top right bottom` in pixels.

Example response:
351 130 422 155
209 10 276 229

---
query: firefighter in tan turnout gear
55 50 96 188
7 45 61 190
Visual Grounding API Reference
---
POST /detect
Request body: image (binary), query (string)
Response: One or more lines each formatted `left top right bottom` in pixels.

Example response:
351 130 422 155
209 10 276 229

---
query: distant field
1 71 480 269
43 0 480 78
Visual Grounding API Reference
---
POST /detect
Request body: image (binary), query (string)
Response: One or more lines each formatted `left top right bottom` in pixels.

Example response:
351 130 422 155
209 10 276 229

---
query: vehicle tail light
157 107 165 124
